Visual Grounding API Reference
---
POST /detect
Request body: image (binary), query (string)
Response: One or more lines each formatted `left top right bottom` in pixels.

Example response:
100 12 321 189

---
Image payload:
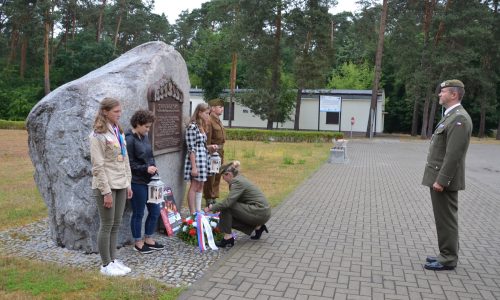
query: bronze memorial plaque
148 76 184 155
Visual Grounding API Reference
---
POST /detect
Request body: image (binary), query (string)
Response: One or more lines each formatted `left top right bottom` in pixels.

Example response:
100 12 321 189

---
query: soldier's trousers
203 150 224 202
430 188 459 266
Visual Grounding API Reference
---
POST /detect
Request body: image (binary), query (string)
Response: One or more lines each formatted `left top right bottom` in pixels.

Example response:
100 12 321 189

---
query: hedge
226 128 343 143
0 120 26 130
0 120 344 143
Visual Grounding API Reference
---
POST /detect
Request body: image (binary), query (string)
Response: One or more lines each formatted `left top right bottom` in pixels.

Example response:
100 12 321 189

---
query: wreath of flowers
177 214 224 246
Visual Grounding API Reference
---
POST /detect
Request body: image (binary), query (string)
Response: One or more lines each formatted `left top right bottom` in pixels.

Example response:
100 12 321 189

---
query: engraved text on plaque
148 76 184 154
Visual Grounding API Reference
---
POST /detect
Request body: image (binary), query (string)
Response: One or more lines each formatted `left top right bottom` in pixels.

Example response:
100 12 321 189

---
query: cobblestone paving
178 139 500 299
0 212 233 287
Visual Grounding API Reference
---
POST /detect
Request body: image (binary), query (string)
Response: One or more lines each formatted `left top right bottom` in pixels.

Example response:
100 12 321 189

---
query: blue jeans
130 183 161 241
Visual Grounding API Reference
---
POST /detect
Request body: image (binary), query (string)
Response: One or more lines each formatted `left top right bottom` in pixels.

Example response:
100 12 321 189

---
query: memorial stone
26 41 190 253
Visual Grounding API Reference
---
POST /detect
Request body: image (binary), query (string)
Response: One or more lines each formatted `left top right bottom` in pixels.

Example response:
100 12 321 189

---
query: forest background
0 0 499 138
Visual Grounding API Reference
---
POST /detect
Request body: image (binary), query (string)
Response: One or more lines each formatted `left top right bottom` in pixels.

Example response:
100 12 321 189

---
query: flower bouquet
177 213 224 251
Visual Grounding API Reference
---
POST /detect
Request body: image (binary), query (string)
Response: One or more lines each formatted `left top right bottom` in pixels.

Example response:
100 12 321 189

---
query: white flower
193 222 197 228
210 221 217 228
186 216 192 221
182 226 187 232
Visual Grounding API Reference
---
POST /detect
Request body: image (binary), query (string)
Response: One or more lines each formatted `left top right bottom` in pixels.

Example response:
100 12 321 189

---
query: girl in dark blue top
125 110 164 254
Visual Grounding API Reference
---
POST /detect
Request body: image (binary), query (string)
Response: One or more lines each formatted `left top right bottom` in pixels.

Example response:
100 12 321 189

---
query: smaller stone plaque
148 76 184 154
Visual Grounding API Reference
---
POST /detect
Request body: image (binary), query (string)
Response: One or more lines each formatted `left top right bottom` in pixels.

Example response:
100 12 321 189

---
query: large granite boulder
26 41 190 253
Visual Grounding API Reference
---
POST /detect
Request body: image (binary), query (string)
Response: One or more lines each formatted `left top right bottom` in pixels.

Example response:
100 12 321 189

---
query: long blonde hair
189 102 209 131
93 97 123 134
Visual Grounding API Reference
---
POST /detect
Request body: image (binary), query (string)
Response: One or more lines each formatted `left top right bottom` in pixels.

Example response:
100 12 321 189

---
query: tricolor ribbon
113 125 126 156
195 212 219 252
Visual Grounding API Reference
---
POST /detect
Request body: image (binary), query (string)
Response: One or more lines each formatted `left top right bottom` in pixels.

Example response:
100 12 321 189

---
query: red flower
214 227 221 233
189 228 196 236
187 219 193 225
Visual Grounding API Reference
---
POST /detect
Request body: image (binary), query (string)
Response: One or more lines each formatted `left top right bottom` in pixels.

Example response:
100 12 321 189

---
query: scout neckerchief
112 125 126 161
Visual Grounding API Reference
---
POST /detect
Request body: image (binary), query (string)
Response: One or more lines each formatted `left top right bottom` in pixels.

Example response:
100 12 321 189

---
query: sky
153 1 362 24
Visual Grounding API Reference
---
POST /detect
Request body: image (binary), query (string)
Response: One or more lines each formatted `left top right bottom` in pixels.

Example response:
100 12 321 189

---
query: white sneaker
100 263 127 276
112 259 131 274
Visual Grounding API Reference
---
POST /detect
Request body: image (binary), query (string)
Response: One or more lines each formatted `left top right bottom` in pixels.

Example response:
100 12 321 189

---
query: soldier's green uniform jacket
422 105 472 190
211 175 271 235
207 113 226 148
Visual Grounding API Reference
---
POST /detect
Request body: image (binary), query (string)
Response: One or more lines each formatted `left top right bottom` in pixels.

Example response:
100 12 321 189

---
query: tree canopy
1 0 499 137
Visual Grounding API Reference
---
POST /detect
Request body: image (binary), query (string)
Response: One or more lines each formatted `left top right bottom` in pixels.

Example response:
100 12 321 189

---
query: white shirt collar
444 103 461 116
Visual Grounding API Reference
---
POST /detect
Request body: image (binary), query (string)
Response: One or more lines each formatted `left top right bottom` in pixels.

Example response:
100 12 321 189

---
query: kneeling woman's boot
216 237 234 248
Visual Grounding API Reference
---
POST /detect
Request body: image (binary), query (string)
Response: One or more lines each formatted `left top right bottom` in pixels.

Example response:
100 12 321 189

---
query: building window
326 112 339 124
223 102 235 121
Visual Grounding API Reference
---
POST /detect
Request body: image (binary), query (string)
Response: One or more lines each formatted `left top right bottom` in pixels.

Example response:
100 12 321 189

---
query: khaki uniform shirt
422 105 472 191
207 113 225 147
90 124 132 195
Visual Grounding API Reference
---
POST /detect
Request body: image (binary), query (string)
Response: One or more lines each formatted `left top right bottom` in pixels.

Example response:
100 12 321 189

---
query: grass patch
282 154 294 165
187 140 331 208
0 129 47 231
0 256 182 299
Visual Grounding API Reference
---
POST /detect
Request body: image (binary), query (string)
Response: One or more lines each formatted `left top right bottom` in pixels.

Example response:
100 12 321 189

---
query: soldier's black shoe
424 261 455 271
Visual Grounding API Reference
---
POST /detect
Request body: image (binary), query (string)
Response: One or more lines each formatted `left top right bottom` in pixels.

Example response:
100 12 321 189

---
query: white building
189 89 385 134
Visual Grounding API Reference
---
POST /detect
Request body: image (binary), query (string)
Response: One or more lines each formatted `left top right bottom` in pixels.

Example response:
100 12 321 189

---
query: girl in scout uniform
90 97 133 276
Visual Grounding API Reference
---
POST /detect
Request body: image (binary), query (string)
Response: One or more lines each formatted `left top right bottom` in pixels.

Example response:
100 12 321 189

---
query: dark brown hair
130 109 155 128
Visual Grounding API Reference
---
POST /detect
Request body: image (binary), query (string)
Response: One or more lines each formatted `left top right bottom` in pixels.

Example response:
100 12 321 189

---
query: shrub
0 119 26 130
226 128 343 143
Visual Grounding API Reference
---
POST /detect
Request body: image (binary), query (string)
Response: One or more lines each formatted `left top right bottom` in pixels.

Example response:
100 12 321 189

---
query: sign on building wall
320 95 342 112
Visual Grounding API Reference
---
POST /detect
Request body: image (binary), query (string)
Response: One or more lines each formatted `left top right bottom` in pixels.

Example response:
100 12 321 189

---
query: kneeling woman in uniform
204 161 271 247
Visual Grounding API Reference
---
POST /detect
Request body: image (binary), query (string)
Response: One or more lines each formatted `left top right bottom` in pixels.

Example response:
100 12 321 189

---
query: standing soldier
422 79 472 271
204 98 226 206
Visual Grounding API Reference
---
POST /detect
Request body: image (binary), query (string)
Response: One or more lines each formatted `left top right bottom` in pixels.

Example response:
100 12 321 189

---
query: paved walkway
178 139 500 300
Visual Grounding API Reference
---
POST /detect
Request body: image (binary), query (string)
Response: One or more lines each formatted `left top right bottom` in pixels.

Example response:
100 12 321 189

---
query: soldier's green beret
208 98 224 107
440 79 464 89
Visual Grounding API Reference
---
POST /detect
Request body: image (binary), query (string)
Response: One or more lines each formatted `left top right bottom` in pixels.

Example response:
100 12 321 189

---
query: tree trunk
496 116 500 140
415 0 436 138
294 88 302 130
478 101 486 138
113 0 126 55
410 95 419 136
71 12 76 40
420 97 430 138
268 0 282 130
44 14 51 95
420 85 434 138
7 27 19 66
96 0 107 42
20 36 27 79
229 52 237 128
366 0 388 138
427 93 438 138
434 0 451 46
